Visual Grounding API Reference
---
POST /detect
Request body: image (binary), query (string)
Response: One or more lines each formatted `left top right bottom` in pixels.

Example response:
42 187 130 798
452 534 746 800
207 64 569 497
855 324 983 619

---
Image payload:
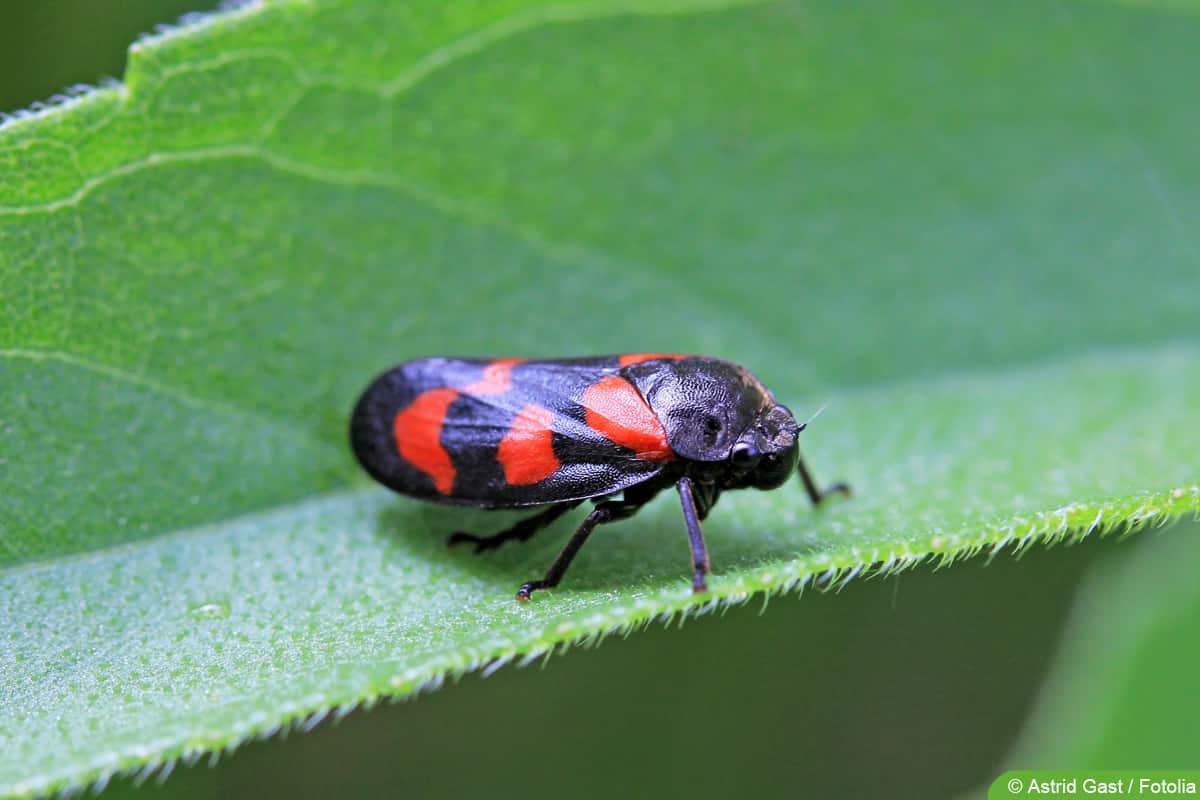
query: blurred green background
0 1 202 114
3 3 1194 799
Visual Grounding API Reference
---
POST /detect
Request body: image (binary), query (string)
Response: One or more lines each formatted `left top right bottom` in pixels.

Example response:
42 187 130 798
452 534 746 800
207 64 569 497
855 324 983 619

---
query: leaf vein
0 348 330 449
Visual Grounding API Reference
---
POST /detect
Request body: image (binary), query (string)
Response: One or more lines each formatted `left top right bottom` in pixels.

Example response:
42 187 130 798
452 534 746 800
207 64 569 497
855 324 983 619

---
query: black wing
350 356 682 508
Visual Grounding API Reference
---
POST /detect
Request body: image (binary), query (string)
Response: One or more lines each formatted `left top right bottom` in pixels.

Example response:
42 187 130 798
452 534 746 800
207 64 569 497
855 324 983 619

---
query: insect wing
351 357 673 507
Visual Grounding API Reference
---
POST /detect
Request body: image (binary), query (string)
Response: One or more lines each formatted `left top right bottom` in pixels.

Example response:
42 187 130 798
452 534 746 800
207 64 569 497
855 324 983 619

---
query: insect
350 354 849 601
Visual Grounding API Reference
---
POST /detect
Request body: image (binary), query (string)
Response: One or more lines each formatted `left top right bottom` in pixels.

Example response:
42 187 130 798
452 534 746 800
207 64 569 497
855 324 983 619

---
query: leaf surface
2 0 1198 795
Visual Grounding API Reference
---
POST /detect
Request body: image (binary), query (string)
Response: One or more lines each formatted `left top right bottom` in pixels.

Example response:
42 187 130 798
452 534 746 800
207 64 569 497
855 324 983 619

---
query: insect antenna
800 400 830 431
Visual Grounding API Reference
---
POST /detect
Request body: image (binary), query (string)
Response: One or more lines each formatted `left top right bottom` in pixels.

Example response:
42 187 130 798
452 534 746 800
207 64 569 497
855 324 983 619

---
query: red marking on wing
581 376 675 461
393 388 459 494
618 353 685 367
464 358 523 395
497 404 560 485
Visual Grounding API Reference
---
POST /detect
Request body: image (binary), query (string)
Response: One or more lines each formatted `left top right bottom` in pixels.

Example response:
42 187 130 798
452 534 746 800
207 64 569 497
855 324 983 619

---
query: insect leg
448 500 583 553
676 476 711 594
796 452 851 507
516 499 642 601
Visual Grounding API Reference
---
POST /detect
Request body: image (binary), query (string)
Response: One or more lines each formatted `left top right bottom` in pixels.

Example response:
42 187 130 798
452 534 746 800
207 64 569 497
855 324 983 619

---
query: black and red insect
350 354 848 601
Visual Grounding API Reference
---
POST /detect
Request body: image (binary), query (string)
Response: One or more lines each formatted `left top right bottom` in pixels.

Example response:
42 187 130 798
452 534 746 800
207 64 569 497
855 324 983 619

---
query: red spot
393 388 459 494
497 404 560 485
465 358 522 395
582 376 674 461
618 353 685 367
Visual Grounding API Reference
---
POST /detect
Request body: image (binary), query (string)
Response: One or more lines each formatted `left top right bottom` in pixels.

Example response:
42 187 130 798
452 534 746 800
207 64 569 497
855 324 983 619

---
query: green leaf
2 0 1197 795
94 534 1110 800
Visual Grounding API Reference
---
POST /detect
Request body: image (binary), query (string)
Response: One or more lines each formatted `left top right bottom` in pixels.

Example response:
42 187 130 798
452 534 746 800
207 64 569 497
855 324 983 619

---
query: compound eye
731 442 759 466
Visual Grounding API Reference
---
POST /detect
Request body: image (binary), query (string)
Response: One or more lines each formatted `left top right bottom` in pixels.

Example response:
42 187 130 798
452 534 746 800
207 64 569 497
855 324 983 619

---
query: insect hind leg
448 500 583 554
516 498 646 601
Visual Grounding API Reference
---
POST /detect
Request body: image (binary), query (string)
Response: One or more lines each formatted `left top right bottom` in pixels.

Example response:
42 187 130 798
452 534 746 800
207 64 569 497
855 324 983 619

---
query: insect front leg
796 451 851 507
516 498 645 601
676 476 711 595
448 500 583 553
